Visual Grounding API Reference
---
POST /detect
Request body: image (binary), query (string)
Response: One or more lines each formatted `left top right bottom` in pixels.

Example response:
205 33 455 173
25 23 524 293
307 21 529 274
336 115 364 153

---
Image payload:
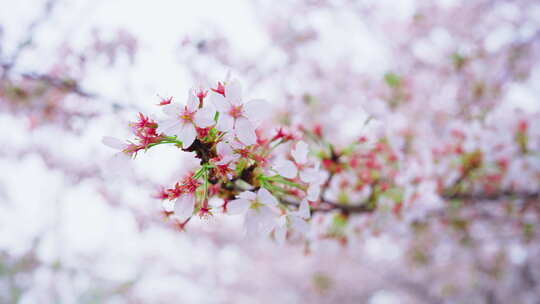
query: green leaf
303 93 317 105
384 72 401 88
451 52 466 70
329 213 348 236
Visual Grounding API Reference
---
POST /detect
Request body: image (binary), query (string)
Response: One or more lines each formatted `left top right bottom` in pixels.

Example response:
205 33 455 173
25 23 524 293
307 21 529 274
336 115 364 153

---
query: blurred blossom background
1 0 540 303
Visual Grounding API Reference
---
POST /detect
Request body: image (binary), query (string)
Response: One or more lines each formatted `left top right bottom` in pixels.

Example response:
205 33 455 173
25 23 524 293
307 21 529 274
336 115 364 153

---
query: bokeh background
1 0 540 303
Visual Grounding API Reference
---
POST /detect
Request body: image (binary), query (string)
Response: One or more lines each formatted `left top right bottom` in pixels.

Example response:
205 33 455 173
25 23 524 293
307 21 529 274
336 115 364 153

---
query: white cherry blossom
227 188 279 237
158 88 215 148
209 80 269 146
274 199 311 244
273 141 327 201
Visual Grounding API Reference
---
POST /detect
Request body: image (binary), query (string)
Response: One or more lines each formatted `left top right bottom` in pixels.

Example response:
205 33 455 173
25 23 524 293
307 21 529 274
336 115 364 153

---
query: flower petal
209 93 230 112
292 141 309 164
297 199 311 219
186 90 199 111
244 99 270 125
174 194 195 220
216 113 234 132
162 103 182 116
102 136 125 150
274 159 298 179
244 207 278 238
238 191 257 201
300 167 320 183
194 107 215 128
258 188 278 206
178 123 197 148
226 80 242 105
217 141 233 157
290 216 309 235
235 117 257 146
257 206 278 234
158 118 181 135
306 183 321 201
227 198 250 214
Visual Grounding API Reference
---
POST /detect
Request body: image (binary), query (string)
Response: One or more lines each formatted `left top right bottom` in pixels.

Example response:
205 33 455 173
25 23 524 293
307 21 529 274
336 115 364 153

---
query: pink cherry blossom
290 141 325 183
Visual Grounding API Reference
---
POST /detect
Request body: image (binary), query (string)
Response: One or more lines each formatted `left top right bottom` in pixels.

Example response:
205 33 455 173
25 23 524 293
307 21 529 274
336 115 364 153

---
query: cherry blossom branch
281 197 374 214
105 78 540 244
18 72 95 98
3 70 141 111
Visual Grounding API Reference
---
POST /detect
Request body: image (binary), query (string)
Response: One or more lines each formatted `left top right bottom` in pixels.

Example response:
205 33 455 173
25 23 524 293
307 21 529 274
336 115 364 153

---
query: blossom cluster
105 72 540 245
104 79 334 243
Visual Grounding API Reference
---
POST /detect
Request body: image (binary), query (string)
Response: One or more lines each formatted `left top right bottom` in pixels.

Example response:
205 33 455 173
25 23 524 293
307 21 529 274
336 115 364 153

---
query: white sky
1 0 539 302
